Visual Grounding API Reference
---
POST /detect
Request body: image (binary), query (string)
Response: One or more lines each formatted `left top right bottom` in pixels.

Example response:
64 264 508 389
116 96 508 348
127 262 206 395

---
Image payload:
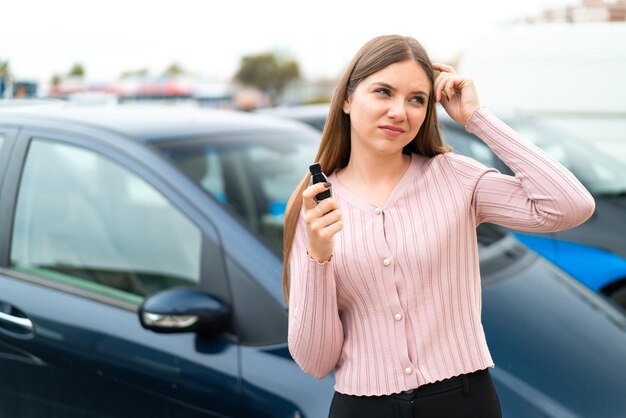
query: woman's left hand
432 63 481 126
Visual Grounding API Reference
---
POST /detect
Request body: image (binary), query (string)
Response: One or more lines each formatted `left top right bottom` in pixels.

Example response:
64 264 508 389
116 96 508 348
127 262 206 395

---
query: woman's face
343 60 430 157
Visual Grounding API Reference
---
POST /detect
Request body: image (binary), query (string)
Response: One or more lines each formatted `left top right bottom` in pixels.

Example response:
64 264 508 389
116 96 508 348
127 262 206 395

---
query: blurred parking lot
1 2 626 416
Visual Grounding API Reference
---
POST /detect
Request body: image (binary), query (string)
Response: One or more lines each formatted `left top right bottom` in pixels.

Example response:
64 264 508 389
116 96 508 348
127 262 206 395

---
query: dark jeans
328 368 502 418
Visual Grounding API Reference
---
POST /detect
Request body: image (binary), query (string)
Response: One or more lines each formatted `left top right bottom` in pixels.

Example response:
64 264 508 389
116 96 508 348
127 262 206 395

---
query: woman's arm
455 108 595 231
288 214 344 379
433 63 595 231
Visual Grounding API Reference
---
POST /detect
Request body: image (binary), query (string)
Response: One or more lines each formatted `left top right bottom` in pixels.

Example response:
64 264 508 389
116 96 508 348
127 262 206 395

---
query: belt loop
462 374 470 396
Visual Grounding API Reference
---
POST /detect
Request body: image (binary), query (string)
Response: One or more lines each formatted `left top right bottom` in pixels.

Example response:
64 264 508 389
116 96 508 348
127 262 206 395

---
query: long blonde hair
282 34 451 301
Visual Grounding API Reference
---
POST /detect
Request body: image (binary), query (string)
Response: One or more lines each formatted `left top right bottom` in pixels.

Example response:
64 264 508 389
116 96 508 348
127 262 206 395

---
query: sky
1 0 576 83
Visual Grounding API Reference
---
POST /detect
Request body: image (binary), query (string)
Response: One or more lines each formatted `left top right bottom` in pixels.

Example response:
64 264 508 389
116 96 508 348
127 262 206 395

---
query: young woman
283 34 595 418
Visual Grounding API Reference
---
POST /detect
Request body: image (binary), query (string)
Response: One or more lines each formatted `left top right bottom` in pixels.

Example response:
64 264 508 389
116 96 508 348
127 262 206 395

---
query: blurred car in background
0 98 66 108
261 104 626 310
0 104 625 418
256 103 329 131
440 111 626 309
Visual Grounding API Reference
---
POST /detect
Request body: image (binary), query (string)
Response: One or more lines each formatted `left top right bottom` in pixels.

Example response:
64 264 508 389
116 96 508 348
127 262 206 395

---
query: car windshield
510 120 626 196
156 133 319 255
537 116 626 163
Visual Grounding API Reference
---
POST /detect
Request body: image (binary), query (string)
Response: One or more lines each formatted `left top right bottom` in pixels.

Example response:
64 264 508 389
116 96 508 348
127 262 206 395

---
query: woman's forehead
361 61 431 92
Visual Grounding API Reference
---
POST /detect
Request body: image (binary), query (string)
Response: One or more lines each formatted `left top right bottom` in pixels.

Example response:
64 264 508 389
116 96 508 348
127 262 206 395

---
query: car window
159 135 318 255
539 117 626 162
0 134 4 148
441 128 499 168
511 122 626 195
11 138 202 304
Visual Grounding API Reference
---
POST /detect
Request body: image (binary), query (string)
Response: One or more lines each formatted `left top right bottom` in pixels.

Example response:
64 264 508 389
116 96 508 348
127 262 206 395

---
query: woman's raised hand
302 183 343 262
432 63 481 126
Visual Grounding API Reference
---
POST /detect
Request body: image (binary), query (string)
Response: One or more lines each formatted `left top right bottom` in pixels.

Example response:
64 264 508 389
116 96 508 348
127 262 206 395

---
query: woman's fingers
302 183 342 238
433 63 462 102
302 185 343 262
434 73 445 102
432 62 457 74
302 182 332 211
306 206 342 241
444 77 457 100
319 217 344 239
433 62 481 125
435 73 455 102
308 208 342 234
304 197 338 221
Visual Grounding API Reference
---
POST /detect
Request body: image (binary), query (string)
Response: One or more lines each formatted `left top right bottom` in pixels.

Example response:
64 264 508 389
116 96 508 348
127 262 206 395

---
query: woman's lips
379 125 405 137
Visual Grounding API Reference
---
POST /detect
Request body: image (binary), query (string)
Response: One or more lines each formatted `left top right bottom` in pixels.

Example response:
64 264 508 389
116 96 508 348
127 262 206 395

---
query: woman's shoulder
436 151 491 173
417 151 489 172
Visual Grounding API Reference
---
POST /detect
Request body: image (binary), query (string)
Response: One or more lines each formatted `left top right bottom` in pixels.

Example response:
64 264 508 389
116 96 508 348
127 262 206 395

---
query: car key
309 162 332 203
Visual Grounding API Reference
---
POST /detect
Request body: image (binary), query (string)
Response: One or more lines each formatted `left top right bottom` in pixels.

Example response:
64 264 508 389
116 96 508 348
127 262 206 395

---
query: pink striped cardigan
287 108 595 396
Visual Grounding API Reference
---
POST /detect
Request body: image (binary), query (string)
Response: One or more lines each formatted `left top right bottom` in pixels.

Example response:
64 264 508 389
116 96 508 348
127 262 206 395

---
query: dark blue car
0 104 625 417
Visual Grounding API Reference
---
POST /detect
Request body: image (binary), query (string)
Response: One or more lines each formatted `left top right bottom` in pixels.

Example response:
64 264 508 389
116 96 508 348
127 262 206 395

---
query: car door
0 126 240 418
157 130 338 418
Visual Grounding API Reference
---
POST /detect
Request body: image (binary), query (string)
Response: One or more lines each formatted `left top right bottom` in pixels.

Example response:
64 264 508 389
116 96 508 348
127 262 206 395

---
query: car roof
257 103 330 119
0 102 318 142
258 102 473 127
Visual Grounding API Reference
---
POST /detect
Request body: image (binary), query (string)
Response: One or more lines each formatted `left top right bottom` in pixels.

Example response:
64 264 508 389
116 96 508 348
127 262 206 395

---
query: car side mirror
138 287 230 337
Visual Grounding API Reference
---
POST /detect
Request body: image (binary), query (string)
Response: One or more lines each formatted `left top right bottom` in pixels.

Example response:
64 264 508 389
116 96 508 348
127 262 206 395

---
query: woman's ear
342 98 351 114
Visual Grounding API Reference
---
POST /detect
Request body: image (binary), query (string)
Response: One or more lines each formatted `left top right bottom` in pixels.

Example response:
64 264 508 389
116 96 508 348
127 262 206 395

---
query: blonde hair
282 34 451 301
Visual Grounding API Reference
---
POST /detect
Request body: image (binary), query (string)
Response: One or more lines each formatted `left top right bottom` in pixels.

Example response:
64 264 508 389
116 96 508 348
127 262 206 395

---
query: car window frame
442 123 513 175
0 126 20 203
0 123 230 312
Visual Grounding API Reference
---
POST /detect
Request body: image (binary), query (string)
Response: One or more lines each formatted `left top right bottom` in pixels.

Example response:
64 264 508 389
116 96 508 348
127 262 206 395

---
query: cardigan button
383 258 391 266
394 312 403 321
374 207 382 215
404 367 413 375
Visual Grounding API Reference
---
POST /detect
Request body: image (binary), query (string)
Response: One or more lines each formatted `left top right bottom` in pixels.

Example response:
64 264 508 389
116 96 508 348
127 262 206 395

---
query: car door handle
0 310 34 332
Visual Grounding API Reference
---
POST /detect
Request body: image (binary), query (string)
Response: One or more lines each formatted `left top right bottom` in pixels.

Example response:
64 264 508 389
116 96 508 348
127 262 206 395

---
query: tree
0 60 9 97
234 52 301 101
68 63 85 78
164 63 184 77
0 60 9 77
51 74 61 86
120 68 149 79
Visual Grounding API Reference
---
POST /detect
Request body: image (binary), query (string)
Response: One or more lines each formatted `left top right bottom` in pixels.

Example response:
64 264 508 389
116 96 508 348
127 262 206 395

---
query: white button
383 258 391 266
404 367 413 375
394 312 403 321
375 207 382 215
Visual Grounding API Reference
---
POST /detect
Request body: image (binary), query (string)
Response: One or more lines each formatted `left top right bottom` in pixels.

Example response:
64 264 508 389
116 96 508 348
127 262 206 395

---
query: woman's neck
337 151 412 207
342 151 410 184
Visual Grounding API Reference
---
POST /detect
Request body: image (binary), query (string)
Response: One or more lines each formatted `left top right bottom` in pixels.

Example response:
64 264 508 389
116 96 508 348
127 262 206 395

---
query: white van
457 23 626 159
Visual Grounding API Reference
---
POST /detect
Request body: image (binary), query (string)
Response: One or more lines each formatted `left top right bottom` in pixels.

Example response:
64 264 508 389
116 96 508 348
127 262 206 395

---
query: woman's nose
387 99 406 121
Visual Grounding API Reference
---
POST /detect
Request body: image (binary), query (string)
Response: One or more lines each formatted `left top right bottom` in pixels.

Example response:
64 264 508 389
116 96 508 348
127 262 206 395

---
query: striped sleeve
448 107 595 232
287 212 344 379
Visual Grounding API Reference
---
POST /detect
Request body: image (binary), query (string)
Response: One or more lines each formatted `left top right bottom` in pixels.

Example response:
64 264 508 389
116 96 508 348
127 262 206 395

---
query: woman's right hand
302 182 343 262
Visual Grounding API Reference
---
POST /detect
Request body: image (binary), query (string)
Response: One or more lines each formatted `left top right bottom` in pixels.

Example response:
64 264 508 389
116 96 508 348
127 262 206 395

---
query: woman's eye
410 96 425 105
375 88 391 96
